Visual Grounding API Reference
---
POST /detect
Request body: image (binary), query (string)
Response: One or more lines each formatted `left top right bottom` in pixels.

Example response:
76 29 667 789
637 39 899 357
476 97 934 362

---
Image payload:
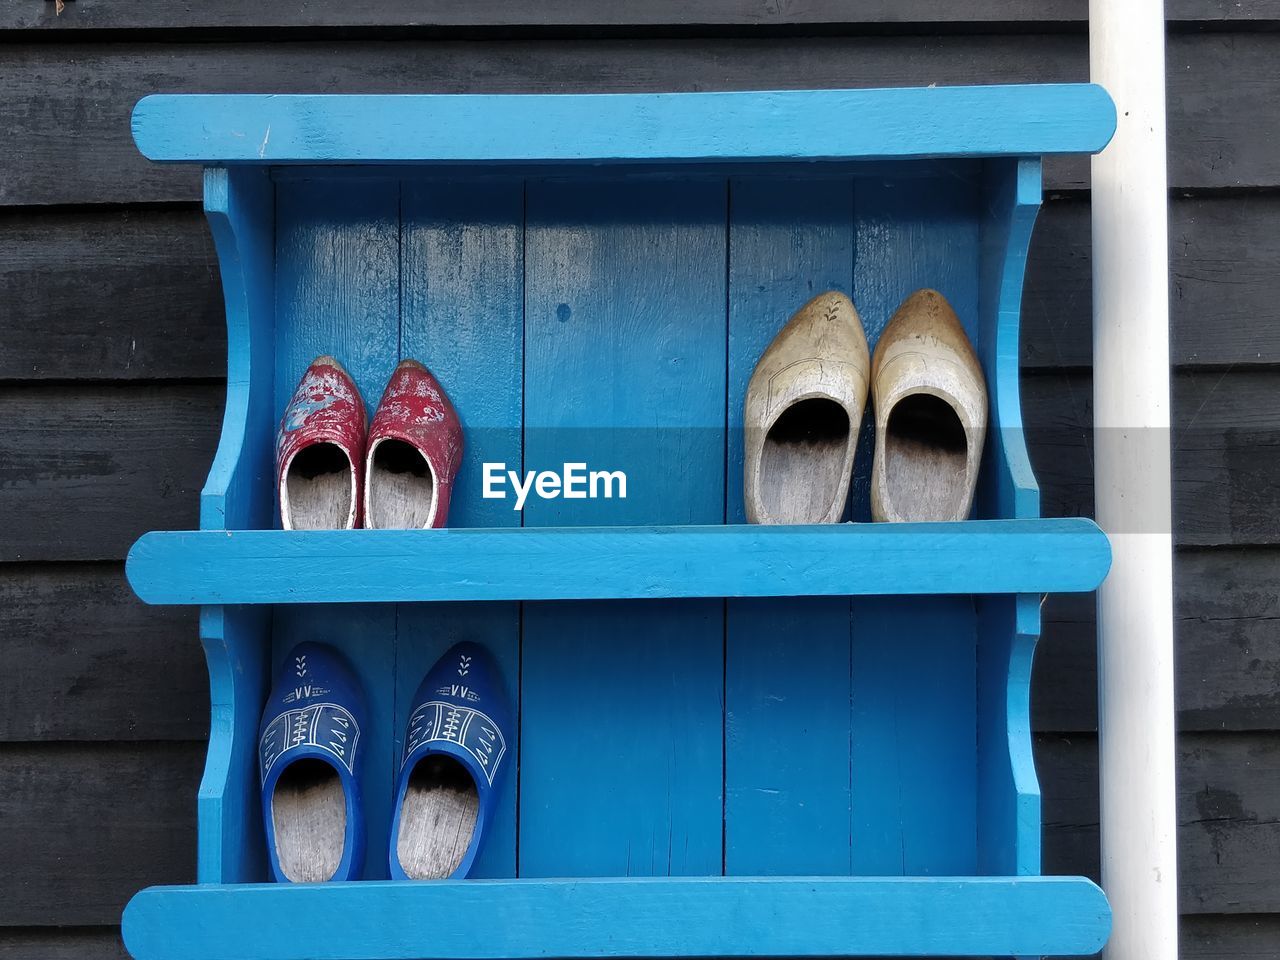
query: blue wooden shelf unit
123 86 1117 960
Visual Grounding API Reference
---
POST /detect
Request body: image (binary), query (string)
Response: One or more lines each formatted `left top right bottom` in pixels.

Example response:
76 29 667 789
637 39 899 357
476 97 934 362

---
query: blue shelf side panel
122 87 1118 958
195 166 275 885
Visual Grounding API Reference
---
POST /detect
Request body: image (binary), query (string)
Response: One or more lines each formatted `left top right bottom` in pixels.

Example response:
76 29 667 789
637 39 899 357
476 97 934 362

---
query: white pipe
1090 3 1179 960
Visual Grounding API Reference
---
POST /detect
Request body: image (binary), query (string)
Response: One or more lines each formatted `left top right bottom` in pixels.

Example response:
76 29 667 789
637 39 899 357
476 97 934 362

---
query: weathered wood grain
1023 195 1280 370
1 735 1274 925
4 195 1274 382
1025 369 1280 547
1182 915 1280 960
0 384 221 562
4 33 1277 206
0 928 129 960
0 563 206 741
3 0 1275 32
1035 548 1280 734
1039 732 1280 915
0 742 201 926
0 206 224 381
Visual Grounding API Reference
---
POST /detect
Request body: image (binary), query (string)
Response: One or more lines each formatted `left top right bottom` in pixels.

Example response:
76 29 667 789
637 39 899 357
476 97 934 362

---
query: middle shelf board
127 518 1110 605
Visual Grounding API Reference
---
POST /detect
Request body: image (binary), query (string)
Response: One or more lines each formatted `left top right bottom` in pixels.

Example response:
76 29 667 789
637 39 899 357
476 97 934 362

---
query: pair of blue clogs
257 640 509 883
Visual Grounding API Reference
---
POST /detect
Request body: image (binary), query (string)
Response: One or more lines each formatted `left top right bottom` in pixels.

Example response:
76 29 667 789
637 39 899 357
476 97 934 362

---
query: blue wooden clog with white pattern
259 642 367 883
390 642 510 879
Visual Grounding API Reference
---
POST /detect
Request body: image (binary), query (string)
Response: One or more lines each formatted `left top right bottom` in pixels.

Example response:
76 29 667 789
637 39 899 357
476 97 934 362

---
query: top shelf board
132 85 1116 166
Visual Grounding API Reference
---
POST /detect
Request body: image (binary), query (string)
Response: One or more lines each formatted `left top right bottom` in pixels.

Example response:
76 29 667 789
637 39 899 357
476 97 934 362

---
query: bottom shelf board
123 875 1110 959
126 518 1111 604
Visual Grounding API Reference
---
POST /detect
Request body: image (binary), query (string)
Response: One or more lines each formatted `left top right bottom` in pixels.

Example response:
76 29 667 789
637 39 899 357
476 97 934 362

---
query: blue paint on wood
273 180 401 877
127 83 1119 956
974 159 1048 883
195 168 275 883
131 86 1117 165
395 180 524 877
849 173 981 876
519 179 726 877
850 597 977 875
126 519 1112 605
122 875 1111 960
724 177 855 874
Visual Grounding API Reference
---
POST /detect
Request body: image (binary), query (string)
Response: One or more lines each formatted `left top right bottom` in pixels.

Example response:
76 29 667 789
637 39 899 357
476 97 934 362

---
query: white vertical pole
1090 2 1179 960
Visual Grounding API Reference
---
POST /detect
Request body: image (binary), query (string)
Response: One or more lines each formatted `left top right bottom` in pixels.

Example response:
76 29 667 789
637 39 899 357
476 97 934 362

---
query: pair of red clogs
276 357 462 530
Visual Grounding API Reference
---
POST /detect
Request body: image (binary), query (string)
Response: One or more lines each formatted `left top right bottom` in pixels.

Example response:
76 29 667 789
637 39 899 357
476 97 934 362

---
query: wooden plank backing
847 174 982 875
724 177 855 875
1026 369 1280 547
0 383 220 562
1035 547 1280 734
394 179 524 877
271 179 401 880
0 206 225 381
0 563 206 741
1022 195 1280 370
0 742 201 926
7 33 1280 205
519 179 726 877
1039 732 1280 916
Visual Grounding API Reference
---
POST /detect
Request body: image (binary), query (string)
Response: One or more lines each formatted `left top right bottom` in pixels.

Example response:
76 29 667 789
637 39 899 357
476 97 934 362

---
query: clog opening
285 443 354 530
760 397 851 523
396 754 480 879
883 394 968 520
367 439 436 529
271 757 348 883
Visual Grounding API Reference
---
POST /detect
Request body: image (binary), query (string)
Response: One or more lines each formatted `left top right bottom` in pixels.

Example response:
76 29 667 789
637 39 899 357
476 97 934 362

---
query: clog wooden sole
283 444 357 531
271 758 348 883
364 359 463 530
744 291 870 525
366 439 438 530
390 642 510 880
871 289 987 522
394 755 480 880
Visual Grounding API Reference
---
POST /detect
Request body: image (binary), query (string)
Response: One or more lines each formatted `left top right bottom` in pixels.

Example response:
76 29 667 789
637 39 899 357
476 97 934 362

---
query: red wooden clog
276 356 367 530
364 359 464 529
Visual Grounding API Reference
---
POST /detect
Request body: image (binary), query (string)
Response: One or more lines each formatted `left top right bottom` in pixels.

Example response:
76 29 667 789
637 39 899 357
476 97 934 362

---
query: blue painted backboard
122 88 1115 959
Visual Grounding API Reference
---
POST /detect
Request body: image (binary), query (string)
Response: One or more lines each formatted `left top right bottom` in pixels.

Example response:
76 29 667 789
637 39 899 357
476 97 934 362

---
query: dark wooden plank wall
1 4 1275 956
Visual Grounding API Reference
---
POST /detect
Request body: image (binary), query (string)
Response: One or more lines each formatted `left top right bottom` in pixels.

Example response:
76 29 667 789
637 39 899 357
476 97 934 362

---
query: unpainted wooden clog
870 289 987 522
364 360 464 529
390 642 511 880
258 642 367 883
276 356 367 530
744 291 870 524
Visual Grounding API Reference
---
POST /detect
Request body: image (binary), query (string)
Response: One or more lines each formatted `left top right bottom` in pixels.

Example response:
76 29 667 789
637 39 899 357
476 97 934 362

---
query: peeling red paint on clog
365 359 464 528
276 356 367 529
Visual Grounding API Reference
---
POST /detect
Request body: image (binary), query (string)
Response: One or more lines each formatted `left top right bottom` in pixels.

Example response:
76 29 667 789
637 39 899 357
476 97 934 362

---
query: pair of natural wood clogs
277 356 462 530
744 289 986 525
